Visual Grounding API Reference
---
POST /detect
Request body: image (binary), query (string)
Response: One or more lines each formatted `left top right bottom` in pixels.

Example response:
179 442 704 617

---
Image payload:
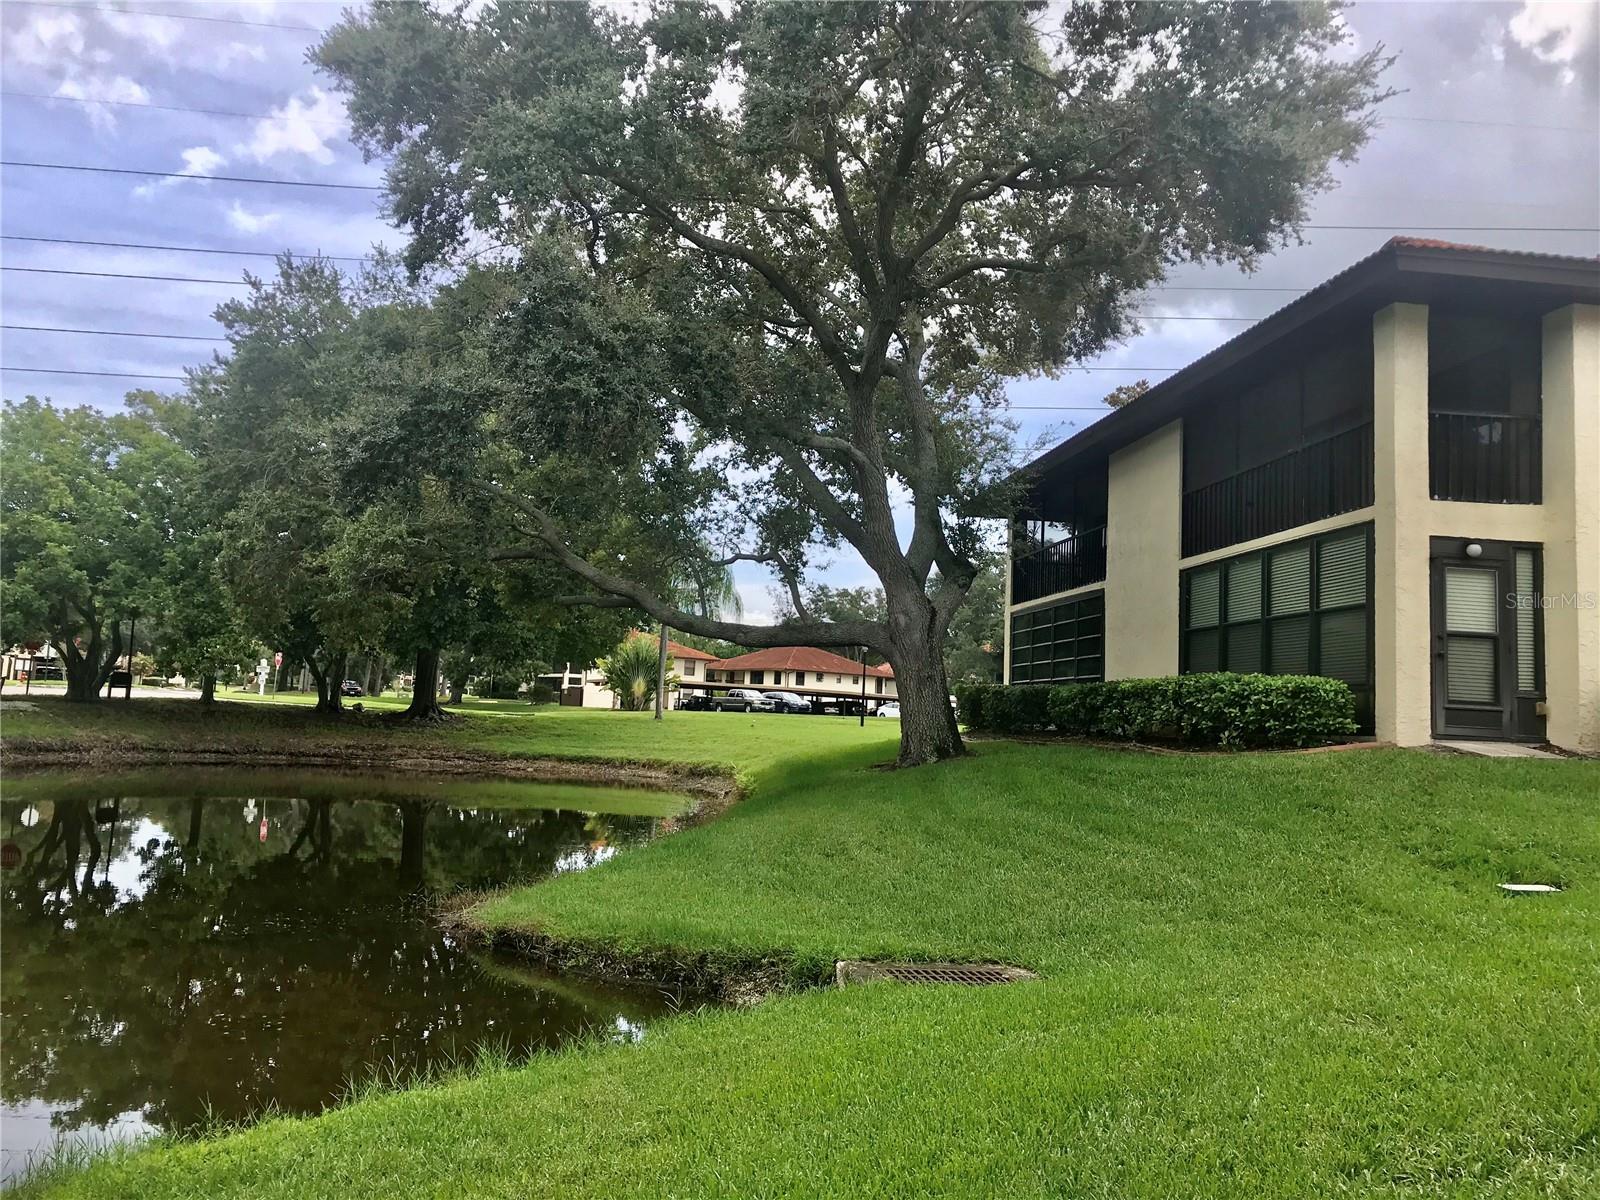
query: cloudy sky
2 0 1596 619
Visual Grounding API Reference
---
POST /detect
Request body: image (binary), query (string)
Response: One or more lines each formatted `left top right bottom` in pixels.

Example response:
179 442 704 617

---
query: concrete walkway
1433 740 1564 759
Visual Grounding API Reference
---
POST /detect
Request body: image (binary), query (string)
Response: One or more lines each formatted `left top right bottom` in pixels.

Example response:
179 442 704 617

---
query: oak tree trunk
887 645 963 766
883 588 965 766
199 673 217 705
404 647 444 719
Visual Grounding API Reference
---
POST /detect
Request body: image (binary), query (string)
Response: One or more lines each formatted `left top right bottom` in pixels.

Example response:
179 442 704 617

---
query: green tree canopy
318 0 1388 763
0 397 189 701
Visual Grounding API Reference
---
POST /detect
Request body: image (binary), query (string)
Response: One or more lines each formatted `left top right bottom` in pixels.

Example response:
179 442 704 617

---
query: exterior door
1430 539 1544 740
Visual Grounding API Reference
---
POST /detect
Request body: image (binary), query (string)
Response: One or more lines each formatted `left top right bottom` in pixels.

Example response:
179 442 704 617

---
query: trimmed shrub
526 682 557 705
959 674 1356 749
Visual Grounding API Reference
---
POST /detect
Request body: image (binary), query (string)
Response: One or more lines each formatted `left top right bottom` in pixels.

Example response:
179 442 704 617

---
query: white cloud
226 201 281 235
217 41 267 69
181 146 227 175
240 87 346 166
53 75 149 132
134 146 227 197
7 11 85 67
98 10 183 58
1508 1 1598 84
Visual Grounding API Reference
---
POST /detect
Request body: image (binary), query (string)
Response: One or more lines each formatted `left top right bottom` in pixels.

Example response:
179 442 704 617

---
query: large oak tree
319 0 1388 764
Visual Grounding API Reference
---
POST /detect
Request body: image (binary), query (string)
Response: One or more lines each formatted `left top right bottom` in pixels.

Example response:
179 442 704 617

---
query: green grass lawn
7 702 1598 1198
0 694 898 777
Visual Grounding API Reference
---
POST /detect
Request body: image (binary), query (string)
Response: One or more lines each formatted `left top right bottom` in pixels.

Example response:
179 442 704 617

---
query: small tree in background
0 398 185 702
599 633 678 712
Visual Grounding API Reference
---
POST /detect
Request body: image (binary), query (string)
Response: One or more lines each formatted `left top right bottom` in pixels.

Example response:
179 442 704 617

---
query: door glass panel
1444 567 1498 634
1515 550 1536 693
1447 638 1497 703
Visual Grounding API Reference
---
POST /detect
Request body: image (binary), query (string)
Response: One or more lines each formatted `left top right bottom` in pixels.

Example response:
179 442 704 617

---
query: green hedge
955 674 1357 749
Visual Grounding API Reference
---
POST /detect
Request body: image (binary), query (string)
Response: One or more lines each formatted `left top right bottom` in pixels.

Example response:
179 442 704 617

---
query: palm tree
654 560 742 720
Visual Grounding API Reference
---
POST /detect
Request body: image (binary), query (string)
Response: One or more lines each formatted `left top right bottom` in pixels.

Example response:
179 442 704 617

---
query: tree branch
473 481 882 650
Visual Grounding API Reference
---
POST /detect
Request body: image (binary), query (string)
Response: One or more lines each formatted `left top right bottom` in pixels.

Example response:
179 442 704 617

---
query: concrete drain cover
835 961 1037 987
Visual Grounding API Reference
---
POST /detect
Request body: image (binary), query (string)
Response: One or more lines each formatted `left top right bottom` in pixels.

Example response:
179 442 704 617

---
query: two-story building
1006 238 1598 752
702 647 897 710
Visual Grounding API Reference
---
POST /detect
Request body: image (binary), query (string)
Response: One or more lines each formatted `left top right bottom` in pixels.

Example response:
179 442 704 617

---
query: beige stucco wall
1372 303 1433 746
1373 300 1600 751
1104 420 1183 679
1540 304 1600 752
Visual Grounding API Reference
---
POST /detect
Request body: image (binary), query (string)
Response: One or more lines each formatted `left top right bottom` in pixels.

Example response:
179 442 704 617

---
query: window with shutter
1317 533 1367 609
1181 523 1372 730
1008 593 1105 684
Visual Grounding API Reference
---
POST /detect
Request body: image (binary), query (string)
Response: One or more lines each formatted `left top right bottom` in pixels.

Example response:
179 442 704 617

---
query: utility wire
3 166 1595 231
2 90 301 123
7 89 1591 135
4 266 249 286
7 1 323 33
2 161 383 192
3 235 373 264
2 367 189 381
2 323 226 342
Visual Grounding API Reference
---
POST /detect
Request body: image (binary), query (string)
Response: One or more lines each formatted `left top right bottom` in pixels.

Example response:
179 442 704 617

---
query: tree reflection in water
0 771 691 1170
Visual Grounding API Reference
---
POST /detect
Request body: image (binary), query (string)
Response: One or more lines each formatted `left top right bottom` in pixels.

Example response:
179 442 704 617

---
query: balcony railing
1182 422 1374 558
1011 525 1106 604
1428 412 1541 504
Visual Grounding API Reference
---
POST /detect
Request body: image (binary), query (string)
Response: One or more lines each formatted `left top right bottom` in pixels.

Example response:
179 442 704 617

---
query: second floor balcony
1011 525 1107 605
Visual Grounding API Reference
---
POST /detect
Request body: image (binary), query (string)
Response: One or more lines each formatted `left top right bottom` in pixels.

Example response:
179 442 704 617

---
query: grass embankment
12 698 1598 1199
0 695 896 780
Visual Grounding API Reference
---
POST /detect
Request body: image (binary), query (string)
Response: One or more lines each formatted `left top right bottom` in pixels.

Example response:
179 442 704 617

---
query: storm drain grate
835 960 1037 987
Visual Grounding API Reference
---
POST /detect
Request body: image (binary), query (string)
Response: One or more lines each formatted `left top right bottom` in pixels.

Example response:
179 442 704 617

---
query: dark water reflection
0 769 700 1182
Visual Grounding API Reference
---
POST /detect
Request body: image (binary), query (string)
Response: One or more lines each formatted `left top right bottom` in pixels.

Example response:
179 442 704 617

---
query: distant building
541 640 718 709
701 646 897 709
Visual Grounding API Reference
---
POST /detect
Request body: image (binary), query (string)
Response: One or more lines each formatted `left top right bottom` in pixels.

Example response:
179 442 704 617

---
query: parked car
677 692 716 711
715 688 776 712
875 702 901 718
340 679 365 697
762 691 813 714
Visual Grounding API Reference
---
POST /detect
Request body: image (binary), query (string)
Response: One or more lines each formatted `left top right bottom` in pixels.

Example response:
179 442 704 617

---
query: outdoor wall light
1465 542 1484 558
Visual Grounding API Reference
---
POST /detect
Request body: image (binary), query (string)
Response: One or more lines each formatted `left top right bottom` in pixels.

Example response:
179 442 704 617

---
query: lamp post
859 646 868 727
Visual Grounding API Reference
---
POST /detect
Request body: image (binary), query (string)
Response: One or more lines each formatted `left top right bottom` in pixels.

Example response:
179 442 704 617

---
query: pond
0 768 703 1184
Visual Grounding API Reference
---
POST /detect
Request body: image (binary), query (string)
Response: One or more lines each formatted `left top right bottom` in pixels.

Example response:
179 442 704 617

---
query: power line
1383 113 1587 133
2 90 297 124
3 235 373 264
2 161 384 192
3 367 189 381
7 87 1590 137
1306 224 1598 232
2 324 226 343
7 1 323 33
4 266 248 286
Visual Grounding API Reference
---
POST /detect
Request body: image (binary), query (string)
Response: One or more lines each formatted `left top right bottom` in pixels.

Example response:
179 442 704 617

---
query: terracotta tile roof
708 646 894 677
627 631 719 661
666 640 718 661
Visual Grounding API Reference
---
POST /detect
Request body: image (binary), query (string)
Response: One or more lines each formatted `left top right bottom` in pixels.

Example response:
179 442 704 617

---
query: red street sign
273 652 284 667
